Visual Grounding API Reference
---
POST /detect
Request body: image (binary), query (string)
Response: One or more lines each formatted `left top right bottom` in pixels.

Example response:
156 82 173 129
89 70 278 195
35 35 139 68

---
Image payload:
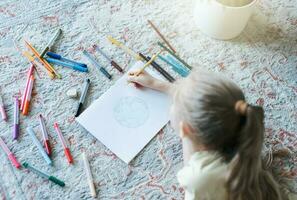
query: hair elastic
235 100 248 115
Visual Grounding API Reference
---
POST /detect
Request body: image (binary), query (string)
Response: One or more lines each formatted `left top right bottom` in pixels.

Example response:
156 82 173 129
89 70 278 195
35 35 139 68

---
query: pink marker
20 64 34 111
54 123 73 164
0 137 21 169
38 114 51 156
0 93 7 122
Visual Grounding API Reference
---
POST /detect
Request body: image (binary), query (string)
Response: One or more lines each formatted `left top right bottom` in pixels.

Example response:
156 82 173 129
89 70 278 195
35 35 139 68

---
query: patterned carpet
0 0 296 199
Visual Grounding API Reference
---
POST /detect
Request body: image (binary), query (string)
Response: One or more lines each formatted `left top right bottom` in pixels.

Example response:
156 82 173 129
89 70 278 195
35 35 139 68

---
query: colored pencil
148 20 176 53
107 37 174 82
24 40 61 79
138 53 175 82
107 36 142 60
24 41 55 73
158 55 189 77
22 51 55 79
136 51 162 76
158 42 192 70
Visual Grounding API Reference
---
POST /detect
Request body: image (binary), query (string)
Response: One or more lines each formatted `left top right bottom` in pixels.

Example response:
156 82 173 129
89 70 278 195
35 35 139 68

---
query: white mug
194 0 257 40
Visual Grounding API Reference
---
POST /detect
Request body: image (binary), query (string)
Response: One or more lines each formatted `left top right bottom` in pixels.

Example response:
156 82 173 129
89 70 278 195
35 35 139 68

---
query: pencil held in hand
136 51 162 76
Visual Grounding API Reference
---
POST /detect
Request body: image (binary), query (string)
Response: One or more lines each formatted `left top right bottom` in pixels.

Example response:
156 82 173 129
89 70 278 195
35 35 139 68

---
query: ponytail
172 70 288 199
226 105 282 200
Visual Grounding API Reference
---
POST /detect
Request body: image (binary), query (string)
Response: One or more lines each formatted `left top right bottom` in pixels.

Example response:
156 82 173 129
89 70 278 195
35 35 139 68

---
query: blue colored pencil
158 55 189 77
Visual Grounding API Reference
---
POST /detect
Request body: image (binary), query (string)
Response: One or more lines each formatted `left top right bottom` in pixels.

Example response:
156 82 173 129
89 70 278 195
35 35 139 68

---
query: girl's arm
127 70 172 94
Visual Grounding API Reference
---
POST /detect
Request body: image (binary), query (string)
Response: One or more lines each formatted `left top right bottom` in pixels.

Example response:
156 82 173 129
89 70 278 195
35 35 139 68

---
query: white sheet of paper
76 61 171 163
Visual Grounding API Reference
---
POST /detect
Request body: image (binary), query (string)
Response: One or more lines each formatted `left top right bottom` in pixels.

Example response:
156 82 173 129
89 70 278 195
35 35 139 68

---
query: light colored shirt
177 151 228 200
177 151 297 200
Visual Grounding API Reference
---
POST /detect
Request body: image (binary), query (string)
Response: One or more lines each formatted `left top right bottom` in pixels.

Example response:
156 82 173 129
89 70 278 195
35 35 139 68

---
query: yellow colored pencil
136 51 162 76
107 36 142 61
22 51 55 79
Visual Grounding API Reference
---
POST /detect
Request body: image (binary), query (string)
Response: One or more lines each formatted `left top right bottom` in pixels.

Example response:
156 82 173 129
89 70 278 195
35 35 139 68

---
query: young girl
127 69 288 200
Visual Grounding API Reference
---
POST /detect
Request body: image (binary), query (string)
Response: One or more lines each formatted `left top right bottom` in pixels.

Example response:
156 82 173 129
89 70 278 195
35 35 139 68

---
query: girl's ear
179 121 194 138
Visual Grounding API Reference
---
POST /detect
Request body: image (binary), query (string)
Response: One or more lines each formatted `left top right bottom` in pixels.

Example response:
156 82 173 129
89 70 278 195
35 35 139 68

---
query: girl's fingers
129 70 143 76
127 76 136 83
134 83 142 88
127 76 142 86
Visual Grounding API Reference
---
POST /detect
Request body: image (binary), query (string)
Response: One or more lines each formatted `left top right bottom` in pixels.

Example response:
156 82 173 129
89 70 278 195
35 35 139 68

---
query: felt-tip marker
0 93 7 122
45 57 88 73
83 50 112 80
23 162 65 187
75 79 90 117
82 153 96 197
38 114 51 156
54 123 73 164
46 52 87 68
40 29 62 58
0 137 21 169
13 97 20 140
27 127 52 165
93 45 123 72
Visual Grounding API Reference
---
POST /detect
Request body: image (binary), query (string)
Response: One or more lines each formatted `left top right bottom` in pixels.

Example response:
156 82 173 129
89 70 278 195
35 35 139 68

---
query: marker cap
13 124 20 140
22 101 30 116
8 153 21 169
64 148 73 164
44 140 51 156
89 180 96 197
0 106 7 121
49 176 65 187
111 61 123 72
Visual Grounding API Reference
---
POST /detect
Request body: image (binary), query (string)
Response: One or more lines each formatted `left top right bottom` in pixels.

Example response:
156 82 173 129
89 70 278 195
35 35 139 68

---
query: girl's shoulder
177 151 228 199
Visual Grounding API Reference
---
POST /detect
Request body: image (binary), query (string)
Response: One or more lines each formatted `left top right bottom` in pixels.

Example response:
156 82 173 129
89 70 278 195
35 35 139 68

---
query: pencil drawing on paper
113 96 149 128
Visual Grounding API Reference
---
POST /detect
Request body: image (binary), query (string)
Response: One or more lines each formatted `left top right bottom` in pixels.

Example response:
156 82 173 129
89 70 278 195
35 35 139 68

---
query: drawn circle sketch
113 96 149 128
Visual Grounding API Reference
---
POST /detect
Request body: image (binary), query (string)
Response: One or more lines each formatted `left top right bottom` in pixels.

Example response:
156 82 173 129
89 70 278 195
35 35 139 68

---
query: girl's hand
127 70 172 93
127 70 156 89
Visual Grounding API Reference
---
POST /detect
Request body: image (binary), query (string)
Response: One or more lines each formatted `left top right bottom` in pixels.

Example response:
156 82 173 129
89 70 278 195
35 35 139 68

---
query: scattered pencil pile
0 19 192 198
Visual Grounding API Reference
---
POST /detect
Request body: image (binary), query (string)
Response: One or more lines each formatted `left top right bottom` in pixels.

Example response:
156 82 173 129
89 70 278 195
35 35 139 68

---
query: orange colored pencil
24 40 61 79
22 51 55 79
24 41 53 72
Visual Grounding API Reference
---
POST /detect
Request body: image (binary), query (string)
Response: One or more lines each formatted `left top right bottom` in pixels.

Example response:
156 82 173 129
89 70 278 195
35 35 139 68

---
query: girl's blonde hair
172 69 283 200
